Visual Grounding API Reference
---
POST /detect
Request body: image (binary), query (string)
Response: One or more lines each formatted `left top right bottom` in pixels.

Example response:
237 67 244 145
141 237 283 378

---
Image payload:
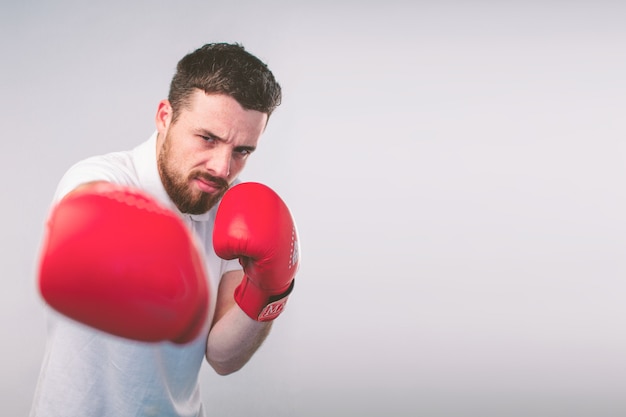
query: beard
158 134 230 215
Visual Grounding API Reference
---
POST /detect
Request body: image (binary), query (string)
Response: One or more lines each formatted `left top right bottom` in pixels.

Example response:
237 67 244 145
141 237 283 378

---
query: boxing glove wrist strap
235 278 295 321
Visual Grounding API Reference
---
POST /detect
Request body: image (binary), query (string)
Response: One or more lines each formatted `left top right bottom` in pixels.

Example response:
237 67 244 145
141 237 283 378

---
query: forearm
207 183 299 375
206 305 272 375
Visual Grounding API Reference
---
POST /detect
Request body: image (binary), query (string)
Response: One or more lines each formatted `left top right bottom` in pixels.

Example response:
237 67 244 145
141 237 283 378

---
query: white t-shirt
30 132 241 417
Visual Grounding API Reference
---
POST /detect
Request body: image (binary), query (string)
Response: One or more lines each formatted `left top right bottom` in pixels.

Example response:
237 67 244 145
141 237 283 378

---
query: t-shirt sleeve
53 153 137 203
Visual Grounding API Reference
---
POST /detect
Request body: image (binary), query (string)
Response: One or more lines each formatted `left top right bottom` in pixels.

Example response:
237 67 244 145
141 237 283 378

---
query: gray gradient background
2 1 625 416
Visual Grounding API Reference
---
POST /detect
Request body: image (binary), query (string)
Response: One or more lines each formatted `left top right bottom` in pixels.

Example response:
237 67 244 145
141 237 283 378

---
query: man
30 43 299 417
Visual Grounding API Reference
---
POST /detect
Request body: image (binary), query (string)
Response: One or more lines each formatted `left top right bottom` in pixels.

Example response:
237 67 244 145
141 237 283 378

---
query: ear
155 100 173 133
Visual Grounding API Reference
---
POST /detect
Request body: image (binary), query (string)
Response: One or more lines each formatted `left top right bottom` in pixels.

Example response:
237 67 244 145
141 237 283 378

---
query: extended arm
38 181 209 343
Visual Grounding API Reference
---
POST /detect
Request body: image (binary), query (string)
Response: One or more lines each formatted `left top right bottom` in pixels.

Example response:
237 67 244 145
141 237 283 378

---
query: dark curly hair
168 43 282 123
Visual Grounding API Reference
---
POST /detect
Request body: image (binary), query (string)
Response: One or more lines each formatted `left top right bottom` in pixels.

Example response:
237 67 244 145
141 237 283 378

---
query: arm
38 181 209 343
206 270 272 375
205 182 299 375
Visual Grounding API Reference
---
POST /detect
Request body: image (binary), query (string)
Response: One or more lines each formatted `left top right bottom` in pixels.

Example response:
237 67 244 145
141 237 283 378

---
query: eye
234 149 250 160
200 135 216 143
233 147 254 160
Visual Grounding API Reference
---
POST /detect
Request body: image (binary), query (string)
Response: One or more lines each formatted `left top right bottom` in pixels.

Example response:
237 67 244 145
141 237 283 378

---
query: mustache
192 171 229 191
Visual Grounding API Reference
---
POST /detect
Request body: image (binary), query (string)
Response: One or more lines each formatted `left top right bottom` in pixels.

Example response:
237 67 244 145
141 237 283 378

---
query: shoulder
54 150 139 202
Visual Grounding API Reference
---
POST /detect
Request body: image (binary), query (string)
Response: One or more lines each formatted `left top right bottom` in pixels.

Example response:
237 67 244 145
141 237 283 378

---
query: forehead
180 90 268 133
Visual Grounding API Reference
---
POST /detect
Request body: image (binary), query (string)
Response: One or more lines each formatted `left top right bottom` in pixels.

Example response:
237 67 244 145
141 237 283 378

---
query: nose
206 146 231 178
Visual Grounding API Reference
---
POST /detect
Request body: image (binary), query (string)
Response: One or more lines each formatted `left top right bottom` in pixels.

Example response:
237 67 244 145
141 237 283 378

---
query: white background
2 1 625 416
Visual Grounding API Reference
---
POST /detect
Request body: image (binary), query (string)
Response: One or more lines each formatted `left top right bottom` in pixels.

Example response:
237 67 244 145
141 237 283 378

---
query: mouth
192 175 228 194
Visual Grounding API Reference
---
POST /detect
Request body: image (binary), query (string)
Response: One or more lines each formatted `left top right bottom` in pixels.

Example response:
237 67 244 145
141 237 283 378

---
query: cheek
228 159 247 179
173 143 202 172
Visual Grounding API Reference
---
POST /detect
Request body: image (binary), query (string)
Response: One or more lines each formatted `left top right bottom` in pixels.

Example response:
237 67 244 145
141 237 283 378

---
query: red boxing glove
38 182 209 344
213 182 299 321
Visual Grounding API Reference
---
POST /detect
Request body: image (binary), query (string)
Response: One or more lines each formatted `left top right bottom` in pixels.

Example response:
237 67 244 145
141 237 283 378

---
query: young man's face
155 90 268 214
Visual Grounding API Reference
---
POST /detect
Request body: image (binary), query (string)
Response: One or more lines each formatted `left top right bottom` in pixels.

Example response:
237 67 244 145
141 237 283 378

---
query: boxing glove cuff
235 277 295 321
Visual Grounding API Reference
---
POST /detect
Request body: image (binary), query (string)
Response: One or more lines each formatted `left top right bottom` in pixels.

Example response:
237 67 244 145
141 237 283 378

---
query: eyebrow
197 128 225 142
196 128 256 153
